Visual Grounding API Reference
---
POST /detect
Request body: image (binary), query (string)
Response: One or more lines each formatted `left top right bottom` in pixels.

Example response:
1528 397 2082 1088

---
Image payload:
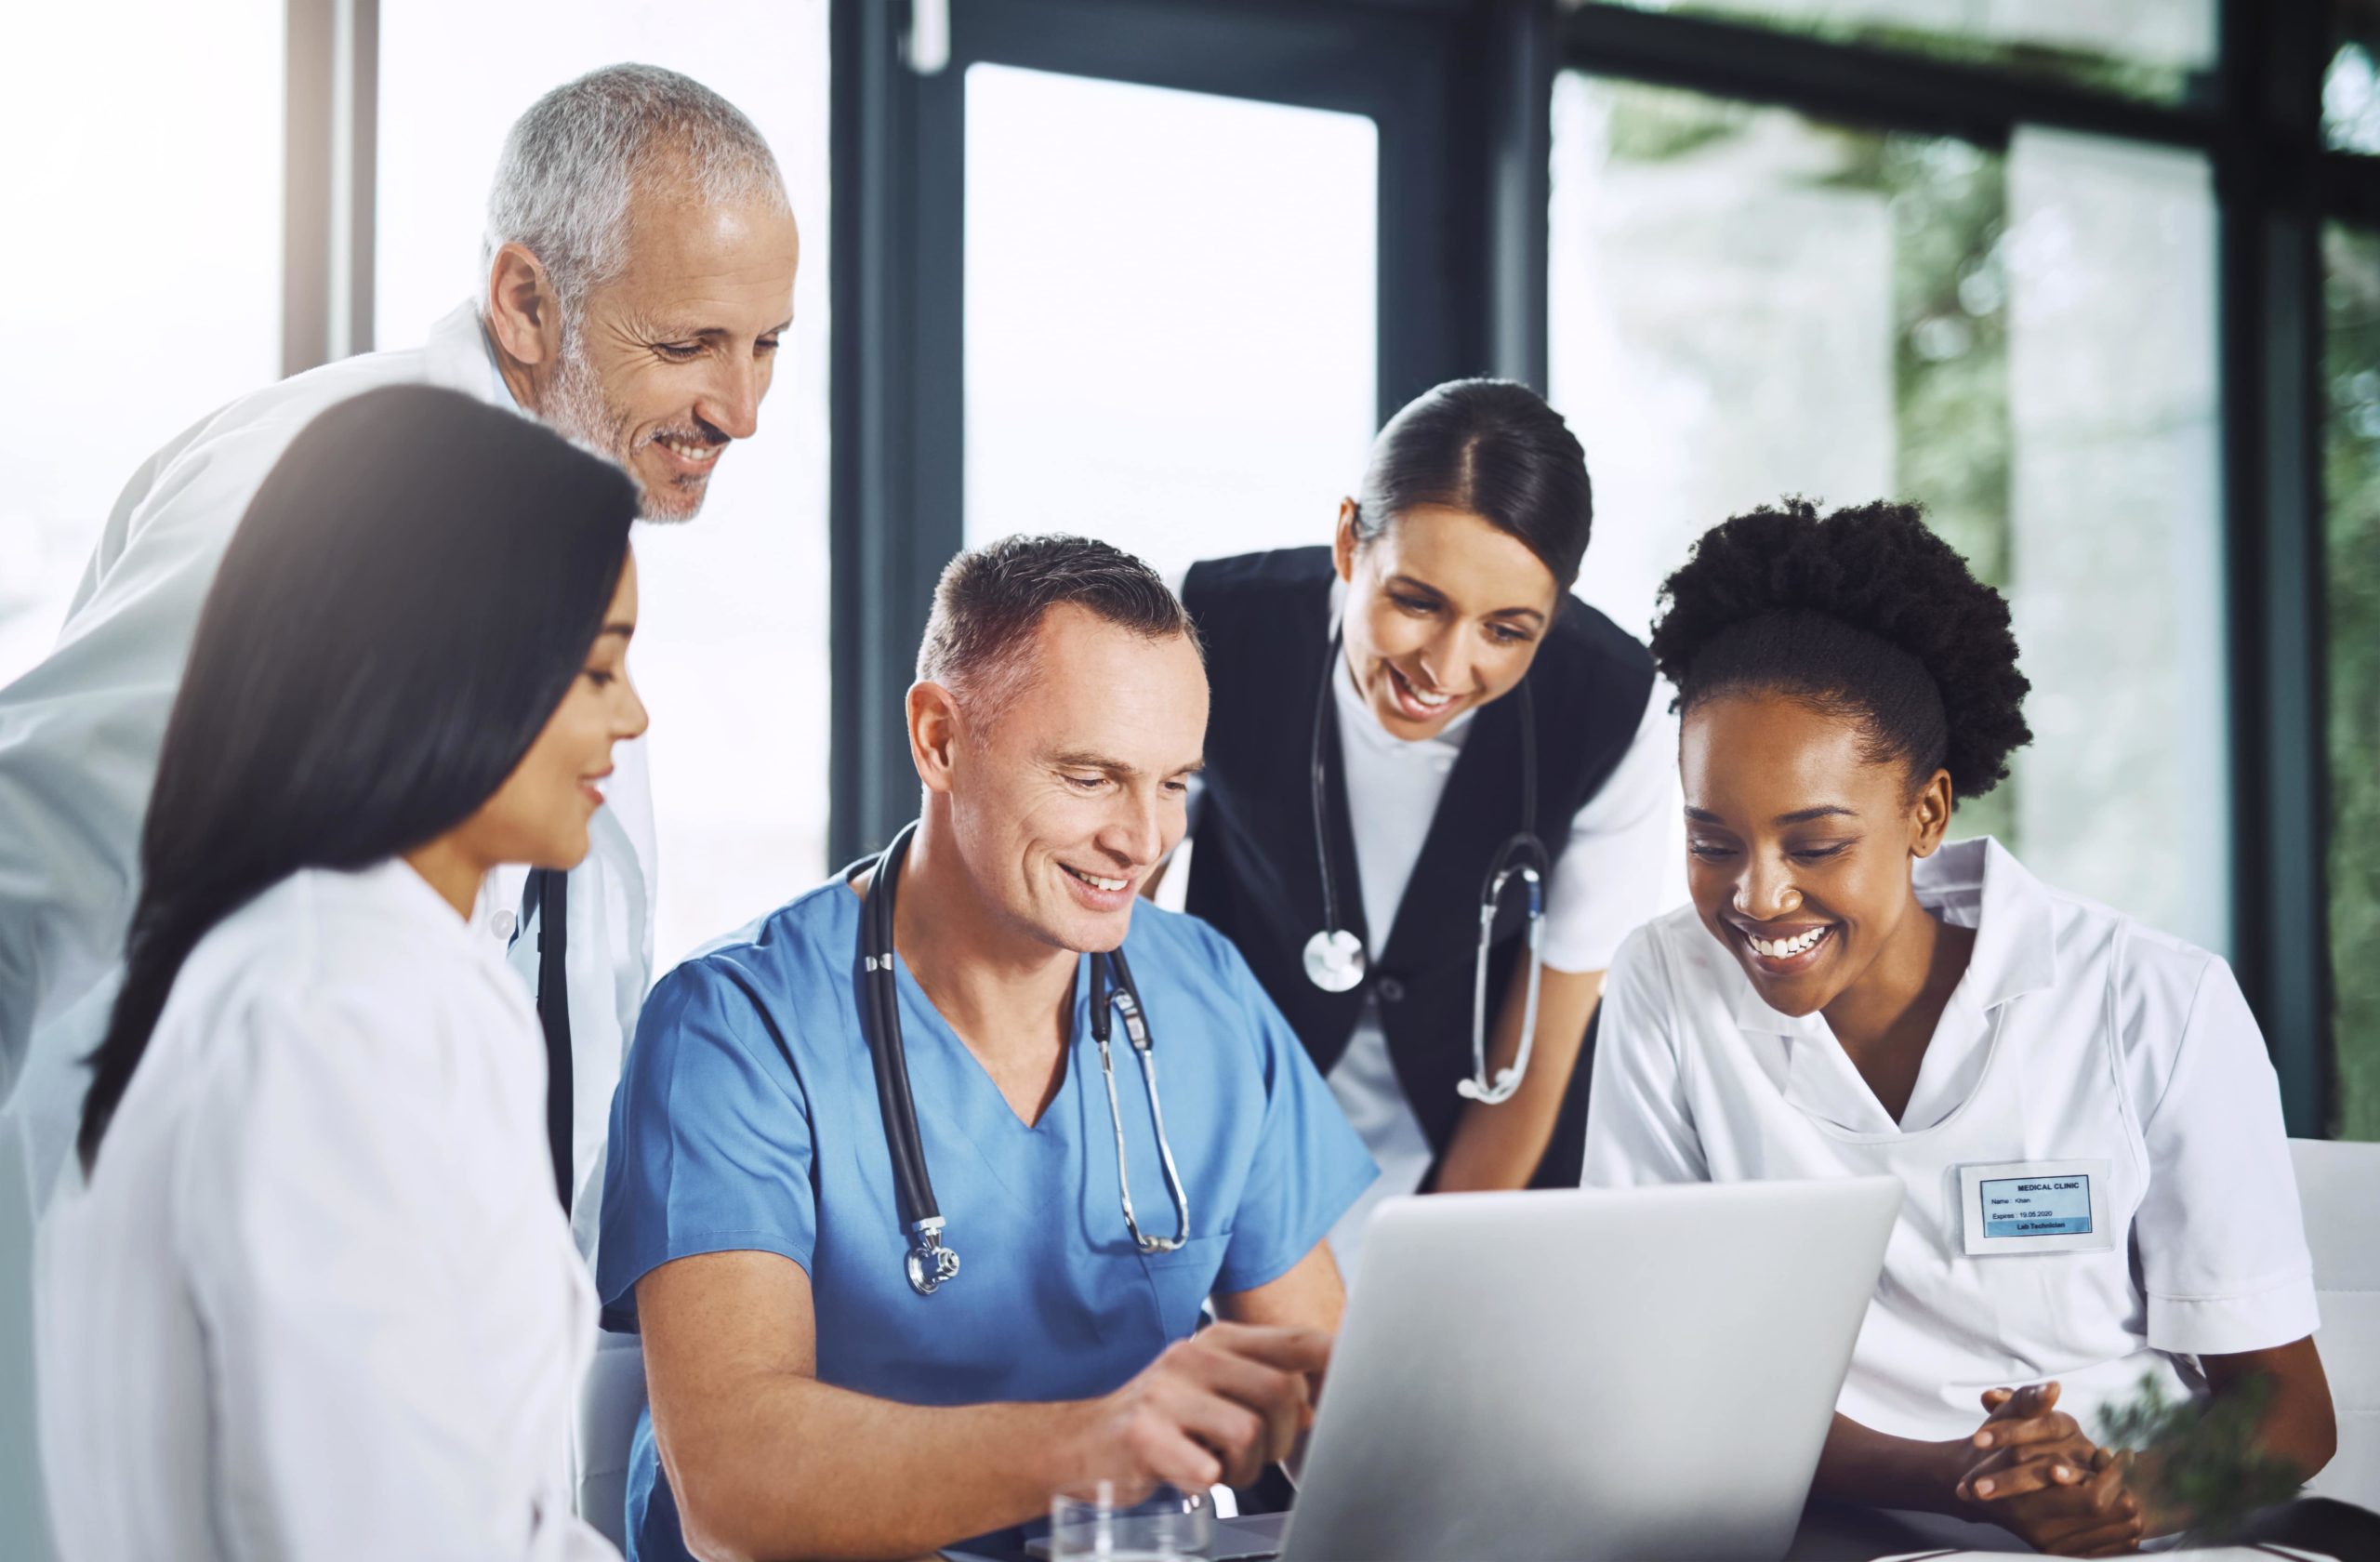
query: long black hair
77 385 639 1172
1352 378 1593 592
1649 497 2032 801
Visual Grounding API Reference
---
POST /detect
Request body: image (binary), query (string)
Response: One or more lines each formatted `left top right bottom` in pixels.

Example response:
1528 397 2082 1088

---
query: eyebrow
1051 748 1205 778
1683 804 1856 825
651 317 795 342
595 622 636 640
1385 574 1547 627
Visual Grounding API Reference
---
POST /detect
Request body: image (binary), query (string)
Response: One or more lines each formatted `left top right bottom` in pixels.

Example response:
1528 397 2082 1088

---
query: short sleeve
1580 923 1709 1187
2132 956 2319 1356
595 958 819 1330
1208 936 1378 1295
1540 680 1681 973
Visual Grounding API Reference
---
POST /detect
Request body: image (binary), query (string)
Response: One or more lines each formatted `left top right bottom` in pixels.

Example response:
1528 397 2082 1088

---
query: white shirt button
491 909 518 942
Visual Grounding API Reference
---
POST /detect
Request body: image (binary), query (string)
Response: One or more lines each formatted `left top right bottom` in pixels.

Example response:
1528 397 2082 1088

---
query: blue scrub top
596 878 1377 1561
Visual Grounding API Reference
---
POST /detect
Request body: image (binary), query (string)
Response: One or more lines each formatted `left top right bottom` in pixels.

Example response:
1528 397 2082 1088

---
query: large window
962 66 1378 588
377 1 833 968
1549 73 2228 954
0 0 284 690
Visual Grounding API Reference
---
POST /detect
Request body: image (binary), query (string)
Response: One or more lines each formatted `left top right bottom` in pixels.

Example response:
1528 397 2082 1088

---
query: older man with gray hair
0 62 800 1242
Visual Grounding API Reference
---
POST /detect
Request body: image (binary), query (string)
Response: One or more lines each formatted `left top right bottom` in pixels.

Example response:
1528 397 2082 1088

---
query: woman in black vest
1171 379 1673 1277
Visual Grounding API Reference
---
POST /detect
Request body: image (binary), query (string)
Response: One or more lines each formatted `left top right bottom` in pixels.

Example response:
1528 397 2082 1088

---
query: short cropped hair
484 63 788 311
917 535 1197 721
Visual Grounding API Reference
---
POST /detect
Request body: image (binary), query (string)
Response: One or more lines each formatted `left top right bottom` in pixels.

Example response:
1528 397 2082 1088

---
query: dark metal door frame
827 0 1554 864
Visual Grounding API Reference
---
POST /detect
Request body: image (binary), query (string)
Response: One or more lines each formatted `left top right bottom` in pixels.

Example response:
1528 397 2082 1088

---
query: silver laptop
1237 1176 1902 1562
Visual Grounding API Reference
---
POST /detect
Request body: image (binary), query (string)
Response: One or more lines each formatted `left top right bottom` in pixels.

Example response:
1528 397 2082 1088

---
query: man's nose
698 355 764 442
1103 789 1166 867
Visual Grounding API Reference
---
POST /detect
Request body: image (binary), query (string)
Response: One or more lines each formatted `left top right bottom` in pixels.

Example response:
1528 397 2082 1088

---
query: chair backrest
577 1331 650 1549
2291 1137 2380 1511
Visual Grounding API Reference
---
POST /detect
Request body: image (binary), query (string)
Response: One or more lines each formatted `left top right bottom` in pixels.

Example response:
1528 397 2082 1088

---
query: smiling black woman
1585 497 2346 1557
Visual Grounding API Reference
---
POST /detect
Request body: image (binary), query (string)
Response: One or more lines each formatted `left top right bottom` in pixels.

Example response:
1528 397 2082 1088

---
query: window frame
1549 0 2342 1135
826 0 1557 861
289 0 2356 1132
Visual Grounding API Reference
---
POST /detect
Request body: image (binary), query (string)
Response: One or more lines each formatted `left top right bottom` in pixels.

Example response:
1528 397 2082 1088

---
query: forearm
1811 1413 1972 1516
661 1373 1094 1562
1435 974 1603 1193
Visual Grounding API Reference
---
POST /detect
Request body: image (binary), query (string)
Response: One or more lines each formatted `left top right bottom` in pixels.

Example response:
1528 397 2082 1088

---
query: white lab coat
36 860 617 1561
0 301 656 1248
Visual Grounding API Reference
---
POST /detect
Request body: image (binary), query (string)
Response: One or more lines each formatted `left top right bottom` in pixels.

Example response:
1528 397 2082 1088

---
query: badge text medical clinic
1978 1173 2094 1238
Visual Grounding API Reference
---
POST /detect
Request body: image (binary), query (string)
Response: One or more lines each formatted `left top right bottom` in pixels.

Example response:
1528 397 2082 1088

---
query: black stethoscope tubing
1305 629 1554 1103
857 819 1190 1298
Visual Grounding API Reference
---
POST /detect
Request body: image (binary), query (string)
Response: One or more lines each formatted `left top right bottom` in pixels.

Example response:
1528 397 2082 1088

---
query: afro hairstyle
1649 497 2033 802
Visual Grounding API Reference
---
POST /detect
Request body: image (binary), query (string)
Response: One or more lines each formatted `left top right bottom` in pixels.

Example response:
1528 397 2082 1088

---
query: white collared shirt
0 300 656 1252
36 862 615 1561
1323 635 1678 1277
1583 838 2319 1443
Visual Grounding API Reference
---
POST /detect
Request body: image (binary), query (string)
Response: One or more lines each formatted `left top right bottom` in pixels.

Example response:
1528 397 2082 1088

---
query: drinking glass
1047 1481 1213 1561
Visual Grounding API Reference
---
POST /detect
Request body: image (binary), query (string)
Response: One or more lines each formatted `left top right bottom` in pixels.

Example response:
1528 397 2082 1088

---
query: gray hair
483 63 788 309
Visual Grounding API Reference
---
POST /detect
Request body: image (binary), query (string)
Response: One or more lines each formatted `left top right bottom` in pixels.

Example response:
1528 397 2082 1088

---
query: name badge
1958 1159 2115 1256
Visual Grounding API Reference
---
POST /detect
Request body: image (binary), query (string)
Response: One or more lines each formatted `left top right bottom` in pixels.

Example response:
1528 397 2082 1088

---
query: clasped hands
1950 1382 2146 1556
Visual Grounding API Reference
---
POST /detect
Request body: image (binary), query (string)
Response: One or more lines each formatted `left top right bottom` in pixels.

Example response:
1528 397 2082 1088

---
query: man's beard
542 321 707 523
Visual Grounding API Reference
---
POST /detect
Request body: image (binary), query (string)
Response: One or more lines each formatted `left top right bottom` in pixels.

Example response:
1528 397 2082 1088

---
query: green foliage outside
1601 84 2017 845
2094 1371 2303 1542
2323 226 2380 1142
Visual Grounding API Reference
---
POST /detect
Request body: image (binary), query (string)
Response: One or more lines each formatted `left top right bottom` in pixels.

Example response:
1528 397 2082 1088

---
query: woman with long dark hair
38 385 644 1560
1172 378 1674 1278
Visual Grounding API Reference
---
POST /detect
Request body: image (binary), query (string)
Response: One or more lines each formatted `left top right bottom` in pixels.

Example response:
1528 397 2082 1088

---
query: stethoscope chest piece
905 1224 960 1296
1302 927 1368 993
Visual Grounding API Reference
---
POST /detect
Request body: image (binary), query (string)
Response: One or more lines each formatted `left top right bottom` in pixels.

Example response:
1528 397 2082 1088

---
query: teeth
1069 867 1128 893
656 435 720 463
1752 927 1827 959
1396 670 1449 707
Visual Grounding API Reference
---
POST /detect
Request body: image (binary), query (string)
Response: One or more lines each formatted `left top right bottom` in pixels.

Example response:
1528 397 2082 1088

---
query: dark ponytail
77 386 639 1172
1353 378 1593 591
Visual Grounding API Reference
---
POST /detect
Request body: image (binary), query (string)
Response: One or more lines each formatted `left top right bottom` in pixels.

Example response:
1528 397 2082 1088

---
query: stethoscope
1301 633 1551 1105
857 820 1192 1297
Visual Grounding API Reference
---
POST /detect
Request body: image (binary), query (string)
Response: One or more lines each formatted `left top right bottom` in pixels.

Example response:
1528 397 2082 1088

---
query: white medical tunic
0 300 656 1247
1323 646 1677 1270
1583 838 2319 1444
36 862 615 1561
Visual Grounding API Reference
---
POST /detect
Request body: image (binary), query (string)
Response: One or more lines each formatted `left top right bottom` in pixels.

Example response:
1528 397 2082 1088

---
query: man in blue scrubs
597 535 1377 1561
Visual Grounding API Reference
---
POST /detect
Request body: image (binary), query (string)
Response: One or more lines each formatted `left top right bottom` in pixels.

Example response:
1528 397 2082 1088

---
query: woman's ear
1910 767 1957 858
1332 500 1360 584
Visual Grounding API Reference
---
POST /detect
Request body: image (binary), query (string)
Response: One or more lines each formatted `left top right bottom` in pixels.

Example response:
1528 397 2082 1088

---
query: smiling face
925 603 1208 958
452 552 649 871
1334 501 1561 741
1680 691 1952 1018
536 179 800 522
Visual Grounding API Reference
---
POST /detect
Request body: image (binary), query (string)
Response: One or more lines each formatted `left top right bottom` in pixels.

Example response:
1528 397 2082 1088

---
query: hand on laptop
1060 1323 1330 1495
1954 1383 2143 1556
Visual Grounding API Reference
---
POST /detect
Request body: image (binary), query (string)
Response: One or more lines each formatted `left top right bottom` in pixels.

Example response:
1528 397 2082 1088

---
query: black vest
1182 547 1656 1185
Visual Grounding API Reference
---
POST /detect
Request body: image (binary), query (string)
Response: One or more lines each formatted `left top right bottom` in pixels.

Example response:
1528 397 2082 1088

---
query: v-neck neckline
883 945 1089 1135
